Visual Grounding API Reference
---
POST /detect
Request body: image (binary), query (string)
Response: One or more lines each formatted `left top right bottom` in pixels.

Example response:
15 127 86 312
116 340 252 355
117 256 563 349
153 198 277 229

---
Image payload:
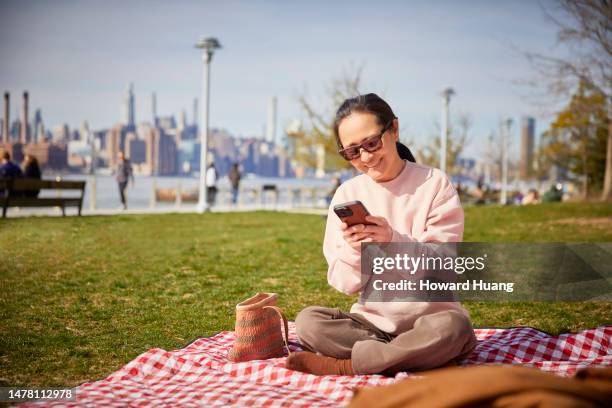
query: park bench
0 178 86 218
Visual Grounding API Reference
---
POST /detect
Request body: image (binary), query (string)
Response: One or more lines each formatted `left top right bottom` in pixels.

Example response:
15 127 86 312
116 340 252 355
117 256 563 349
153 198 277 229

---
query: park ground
1 202 611 387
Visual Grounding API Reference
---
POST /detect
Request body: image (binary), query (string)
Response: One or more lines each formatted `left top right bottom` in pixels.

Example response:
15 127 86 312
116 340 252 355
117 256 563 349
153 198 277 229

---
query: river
51 173 335 210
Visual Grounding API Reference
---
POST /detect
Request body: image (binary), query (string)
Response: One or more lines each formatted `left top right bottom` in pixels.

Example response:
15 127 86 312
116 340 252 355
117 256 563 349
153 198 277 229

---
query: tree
288 67 363 174
543 80 609 197
523 0 612 200
418 114 473 177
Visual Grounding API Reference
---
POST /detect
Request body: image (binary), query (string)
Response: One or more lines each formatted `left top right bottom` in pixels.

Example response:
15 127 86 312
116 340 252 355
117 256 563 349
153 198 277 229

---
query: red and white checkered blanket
24 324 611 407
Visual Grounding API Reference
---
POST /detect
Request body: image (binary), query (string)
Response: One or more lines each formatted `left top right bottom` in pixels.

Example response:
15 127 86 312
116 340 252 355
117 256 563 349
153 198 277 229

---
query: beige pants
295 306 478 375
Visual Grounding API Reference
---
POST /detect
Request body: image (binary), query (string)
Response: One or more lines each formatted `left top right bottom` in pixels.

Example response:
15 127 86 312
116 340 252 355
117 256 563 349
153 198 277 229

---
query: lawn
1 202 611 388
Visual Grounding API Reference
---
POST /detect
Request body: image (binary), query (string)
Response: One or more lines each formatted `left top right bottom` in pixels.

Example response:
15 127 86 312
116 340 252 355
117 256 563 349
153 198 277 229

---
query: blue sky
0 0 569 157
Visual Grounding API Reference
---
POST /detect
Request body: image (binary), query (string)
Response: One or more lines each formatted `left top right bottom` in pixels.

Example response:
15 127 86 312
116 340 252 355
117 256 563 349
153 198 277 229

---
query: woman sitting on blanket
285 93 478 376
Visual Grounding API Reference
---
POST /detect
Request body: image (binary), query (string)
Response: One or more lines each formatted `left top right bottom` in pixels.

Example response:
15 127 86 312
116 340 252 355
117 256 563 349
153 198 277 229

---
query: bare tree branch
523 0 612 199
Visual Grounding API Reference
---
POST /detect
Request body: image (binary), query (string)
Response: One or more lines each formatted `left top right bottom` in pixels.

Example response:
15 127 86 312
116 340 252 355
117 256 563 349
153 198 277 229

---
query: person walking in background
206 162 218 207
115 151 134 210
22 154 42 197
228 162 241 205
0 151 23 179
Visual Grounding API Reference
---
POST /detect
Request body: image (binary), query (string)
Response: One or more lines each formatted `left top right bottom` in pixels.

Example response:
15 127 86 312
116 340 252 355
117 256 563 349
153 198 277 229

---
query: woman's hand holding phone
341 215 393 250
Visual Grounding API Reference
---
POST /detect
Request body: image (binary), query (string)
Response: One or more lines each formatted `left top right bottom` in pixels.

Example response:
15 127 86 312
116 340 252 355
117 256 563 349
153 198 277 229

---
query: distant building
25 141 67 170
93 129 107 151
177 139 201 175
68 140 91 167
106 124 124 168
2 92 9 144
51 124 70 143
10 119 21 142
21 91 30 144
32 109 44 143
126 133 146 165
156 116 176 131
179 110 187 131
70 129 81 141
0 142 24 164
520 116 535 180
143 127 176 175
144 127 158 175
121 83 135 130
151 92 157 126
158 132 177 175
80 121 90 142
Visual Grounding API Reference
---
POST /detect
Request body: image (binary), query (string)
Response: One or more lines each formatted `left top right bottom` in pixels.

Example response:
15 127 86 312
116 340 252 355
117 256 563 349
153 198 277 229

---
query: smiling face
337 112 405 182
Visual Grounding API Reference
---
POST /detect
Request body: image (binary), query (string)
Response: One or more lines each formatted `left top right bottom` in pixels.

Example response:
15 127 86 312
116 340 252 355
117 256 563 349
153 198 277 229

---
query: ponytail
396 142 416 163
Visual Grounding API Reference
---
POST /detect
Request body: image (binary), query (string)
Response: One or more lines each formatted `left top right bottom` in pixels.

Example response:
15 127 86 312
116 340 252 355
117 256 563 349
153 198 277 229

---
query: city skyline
1 0 570 157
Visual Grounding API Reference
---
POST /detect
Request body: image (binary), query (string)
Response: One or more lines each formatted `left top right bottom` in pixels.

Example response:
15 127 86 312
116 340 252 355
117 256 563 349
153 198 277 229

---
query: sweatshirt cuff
340 242 362 267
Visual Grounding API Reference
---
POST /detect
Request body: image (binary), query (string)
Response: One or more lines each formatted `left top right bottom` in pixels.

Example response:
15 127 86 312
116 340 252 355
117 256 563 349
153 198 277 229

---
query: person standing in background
206 162 218 207
228 162 241 205
22 154 42 197
326 176 342 205
115 151 134 210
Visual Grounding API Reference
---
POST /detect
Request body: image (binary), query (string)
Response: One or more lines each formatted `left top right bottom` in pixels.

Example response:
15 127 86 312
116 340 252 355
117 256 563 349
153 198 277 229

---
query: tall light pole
500 118 512 205
440 88 455 174
195 37 221 213
485 133 493 185
89 130 97 211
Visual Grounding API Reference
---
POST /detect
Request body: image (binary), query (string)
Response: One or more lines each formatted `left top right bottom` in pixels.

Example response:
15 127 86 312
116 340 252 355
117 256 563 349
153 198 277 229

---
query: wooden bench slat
6 198 82 207
9 179 86 190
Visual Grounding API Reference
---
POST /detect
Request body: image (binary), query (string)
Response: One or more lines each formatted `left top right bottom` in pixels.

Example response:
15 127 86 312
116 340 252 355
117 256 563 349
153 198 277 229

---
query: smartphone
333 200 374 226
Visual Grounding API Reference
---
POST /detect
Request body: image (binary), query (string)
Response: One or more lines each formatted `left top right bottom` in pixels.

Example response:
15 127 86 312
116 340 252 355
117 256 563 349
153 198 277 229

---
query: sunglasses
338 121 393 161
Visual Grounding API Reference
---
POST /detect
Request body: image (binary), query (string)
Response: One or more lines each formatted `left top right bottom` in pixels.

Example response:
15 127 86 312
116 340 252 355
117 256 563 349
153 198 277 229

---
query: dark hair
2 151 10 161
333 93 415 163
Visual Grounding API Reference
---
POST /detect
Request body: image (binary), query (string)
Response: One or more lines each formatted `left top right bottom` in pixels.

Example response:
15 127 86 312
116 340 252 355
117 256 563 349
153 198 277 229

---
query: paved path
2 205 328 218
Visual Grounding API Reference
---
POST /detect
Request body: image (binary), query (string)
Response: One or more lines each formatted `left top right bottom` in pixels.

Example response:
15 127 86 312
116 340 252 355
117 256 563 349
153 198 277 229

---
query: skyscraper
21 91 29 144
80 121 90 143
520 116 535 180
179 109 187 131
144 127 176 175
3 92 9 143
151 92 157 125
51 124 70 143
121 83 135 129
33 109 44 143
106 124 122 168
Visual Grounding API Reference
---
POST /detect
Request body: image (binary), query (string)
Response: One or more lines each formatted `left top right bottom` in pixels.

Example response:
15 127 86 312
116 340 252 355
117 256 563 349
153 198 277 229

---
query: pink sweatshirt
324 160 470 335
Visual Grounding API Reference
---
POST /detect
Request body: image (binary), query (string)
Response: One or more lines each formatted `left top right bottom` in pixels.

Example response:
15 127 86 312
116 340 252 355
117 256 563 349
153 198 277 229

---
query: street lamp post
89 132 97 211
195 37 221 213
440 88 455 174
500 118 512 205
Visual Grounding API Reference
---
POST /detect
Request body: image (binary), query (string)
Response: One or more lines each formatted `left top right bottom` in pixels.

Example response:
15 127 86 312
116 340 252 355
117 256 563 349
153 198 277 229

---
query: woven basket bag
228 292 290 362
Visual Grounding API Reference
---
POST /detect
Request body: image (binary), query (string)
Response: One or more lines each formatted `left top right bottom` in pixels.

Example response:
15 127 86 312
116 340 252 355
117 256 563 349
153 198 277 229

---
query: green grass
1 202 611 387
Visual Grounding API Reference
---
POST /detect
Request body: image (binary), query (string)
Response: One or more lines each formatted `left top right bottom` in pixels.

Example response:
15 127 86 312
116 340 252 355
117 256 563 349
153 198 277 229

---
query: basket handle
264 305 291 356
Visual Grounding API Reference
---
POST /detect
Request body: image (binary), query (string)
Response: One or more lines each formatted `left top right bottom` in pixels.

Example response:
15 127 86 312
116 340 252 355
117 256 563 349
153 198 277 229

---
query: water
47 174 334 210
